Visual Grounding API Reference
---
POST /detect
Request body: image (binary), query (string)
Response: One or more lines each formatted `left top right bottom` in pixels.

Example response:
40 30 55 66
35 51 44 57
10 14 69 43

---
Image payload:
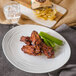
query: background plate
19 2 67 28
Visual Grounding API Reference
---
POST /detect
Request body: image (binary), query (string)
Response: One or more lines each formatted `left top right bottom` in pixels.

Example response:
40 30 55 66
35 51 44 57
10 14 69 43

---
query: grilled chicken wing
20 36 31 45
21 45 42 56
31 31 42 45
21 45 35 55
41 42 54 58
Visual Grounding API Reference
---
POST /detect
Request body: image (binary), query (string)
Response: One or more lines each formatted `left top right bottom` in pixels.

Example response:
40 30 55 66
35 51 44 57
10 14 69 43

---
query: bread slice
31 0 52 9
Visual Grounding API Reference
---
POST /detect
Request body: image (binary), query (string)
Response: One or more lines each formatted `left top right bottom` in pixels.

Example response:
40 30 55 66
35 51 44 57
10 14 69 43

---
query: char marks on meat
21 45 42 56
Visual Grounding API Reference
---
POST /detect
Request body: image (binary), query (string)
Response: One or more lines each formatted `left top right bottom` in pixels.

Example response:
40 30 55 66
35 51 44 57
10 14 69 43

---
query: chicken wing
21 45 42 56
31 31 42 45
20 36 31 45
30 31 42 53
41 42 54 58
21 45 35 55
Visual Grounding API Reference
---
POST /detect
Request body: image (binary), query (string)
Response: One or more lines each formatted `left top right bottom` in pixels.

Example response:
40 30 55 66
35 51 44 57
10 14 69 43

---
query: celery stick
47 39 56 48
41 37 50 46
39 32 63 45
41 36 55 48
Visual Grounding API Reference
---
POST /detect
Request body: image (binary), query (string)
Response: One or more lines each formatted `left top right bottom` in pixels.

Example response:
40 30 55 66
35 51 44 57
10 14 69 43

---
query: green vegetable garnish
47 39 56 48
41 36 55 48
39 32 63 45
41 37 50 46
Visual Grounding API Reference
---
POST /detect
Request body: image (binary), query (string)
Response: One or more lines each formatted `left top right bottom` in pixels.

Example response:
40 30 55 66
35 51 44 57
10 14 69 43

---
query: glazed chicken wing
21 45 35 55
21 45 42 56
30 31 42 53
20 36 31 45
31 31 42 45
41 42 54 58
